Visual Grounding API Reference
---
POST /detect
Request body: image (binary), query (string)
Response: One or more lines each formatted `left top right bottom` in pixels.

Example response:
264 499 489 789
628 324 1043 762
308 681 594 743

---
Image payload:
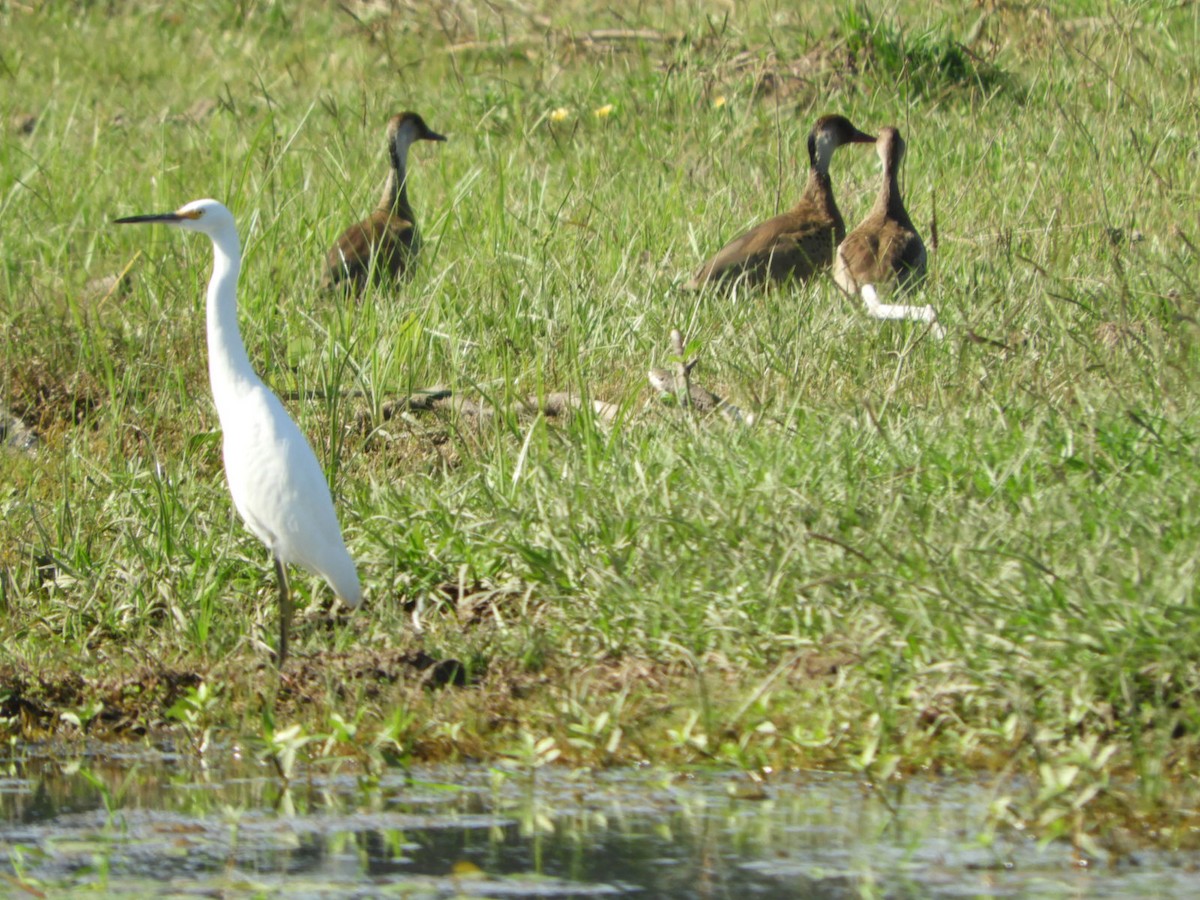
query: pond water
0 744 1195 898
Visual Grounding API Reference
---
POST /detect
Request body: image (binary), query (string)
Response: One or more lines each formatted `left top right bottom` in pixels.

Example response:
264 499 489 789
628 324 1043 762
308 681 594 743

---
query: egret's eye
178 208 203 220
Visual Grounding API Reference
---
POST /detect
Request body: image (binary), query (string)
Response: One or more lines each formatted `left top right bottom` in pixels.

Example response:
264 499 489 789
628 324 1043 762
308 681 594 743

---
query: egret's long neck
204 228 260 414
378 131 416 219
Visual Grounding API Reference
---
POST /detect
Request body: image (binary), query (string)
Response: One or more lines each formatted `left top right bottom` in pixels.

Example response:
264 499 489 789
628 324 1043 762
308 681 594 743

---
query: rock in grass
647 367 752 425
0 402 38 454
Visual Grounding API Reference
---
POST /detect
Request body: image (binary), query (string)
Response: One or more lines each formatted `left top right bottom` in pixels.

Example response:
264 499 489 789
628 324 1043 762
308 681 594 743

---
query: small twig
1015 254 1050 277
929 190 939 254
1126 409 1163 444
805 531 872 563
965 330 1012 351
336 2 377 44
366 388 618 429
443 27 681 56
581 28 682 43
1174 227 1198 255
96 251 142 308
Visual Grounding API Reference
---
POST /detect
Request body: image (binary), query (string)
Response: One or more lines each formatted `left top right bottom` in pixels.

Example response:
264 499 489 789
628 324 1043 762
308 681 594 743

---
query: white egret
115 199 362 667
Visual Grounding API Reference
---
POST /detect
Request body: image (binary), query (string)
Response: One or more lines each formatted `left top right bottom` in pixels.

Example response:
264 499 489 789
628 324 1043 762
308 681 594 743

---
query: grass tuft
839 5 1013 99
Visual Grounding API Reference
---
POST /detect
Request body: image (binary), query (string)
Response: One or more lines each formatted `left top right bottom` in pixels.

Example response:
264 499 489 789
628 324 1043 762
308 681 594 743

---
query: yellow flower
712 95 727 109
593 104 615 119
549 107 571 123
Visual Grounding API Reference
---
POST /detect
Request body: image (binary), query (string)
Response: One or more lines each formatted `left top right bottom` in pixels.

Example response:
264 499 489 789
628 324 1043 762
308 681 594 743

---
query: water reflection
0 745 1196 898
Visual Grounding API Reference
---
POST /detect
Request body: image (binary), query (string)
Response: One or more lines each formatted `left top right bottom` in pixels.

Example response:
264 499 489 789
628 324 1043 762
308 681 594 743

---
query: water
0 744 1195 898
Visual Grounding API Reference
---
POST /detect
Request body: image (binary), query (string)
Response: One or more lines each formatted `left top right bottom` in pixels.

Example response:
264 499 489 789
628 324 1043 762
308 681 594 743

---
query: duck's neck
876 163 914 227
377 133 415 220
204 228 261 415
798 162 842 234
800 166 836 211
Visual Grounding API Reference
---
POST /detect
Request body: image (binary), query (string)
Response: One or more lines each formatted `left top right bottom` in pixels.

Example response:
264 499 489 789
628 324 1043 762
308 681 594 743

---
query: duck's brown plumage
323 111 445 294
833 126 942 336
687 114 875 290
833 126 926 295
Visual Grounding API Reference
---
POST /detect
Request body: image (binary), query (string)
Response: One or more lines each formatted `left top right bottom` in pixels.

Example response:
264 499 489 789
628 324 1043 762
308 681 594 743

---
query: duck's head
114 198 235 238
808 114 875 172
387 111 447 150
876 126 907 171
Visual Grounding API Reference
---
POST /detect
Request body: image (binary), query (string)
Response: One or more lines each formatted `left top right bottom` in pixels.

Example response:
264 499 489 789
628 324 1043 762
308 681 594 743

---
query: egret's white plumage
115 199 361 666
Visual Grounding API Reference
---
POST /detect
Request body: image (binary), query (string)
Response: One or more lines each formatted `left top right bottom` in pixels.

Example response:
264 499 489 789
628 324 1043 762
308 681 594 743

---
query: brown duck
686 114 875 290
833 126 943 337
323 111 445 294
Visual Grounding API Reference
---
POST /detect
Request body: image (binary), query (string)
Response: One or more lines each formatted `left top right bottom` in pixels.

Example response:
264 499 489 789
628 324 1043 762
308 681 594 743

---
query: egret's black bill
428 131 447 142
114 208 201 224
113 212 183 224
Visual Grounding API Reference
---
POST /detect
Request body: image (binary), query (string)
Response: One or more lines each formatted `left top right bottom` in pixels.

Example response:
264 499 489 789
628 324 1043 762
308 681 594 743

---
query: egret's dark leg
274 556 292 669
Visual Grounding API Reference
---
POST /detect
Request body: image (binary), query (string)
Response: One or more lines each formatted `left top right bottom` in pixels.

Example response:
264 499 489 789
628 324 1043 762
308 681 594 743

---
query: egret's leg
274 556 292 668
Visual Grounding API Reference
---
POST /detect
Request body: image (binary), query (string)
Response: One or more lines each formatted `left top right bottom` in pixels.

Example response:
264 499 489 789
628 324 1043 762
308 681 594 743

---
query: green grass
3 0 1200 851
839 4 1012 99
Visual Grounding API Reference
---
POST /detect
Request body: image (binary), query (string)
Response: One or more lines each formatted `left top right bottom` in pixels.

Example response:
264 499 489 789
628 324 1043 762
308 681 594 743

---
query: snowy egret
833 127 944 338
323 111 446 294
686 115 875 290
115 199 362 667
